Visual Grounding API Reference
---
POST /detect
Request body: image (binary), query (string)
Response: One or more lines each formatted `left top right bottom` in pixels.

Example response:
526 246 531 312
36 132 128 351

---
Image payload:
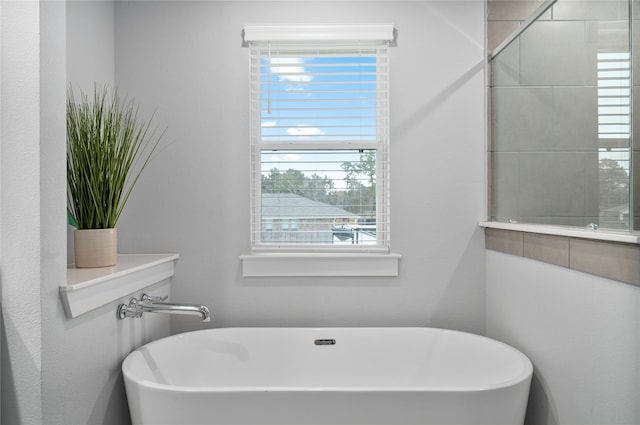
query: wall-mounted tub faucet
140 293 169 303
117 294 211 322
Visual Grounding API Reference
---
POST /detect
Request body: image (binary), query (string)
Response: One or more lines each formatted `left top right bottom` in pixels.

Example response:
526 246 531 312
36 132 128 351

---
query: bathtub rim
122 326 533 394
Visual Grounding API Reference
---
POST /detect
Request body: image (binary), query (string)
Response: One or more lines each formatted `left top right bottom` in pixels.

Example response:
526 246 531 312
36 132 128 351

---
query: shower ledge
480 222 640 245
60 253 179 319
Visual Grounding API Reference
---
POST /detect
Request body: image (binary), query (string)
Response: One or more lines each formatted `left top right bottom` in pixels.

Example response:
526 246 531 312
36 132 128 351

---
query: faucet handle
140 293 169 303
117 298 143 319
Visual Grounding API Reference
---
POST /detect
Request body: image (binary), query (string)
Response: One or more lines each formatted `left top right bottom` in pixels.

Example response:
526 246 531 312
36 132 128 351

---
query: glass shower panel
490 0 632 230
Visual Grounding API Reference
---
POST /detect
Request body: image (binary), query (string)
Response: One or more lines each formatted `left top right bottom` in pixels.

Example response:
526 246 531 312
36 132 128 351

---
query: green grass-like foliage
67 84 163 229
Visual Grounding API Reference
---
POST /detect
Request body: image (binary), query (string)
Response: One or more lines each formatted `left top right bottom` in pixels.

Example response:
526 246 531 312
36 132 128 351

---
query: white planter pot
74 228 117 268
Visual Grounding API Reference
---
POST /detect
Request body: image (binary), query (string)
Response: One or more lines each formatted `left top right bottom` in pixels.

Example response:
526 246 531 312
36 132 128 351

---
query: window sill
60 253 179 319
240 252 401 277
479 221 640 244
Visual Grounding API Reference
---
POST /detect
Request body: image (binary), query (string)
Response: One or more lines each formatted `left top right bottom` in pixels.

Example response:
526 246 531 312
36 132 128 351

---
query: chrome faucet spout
140 301 211 322
117 296 211 322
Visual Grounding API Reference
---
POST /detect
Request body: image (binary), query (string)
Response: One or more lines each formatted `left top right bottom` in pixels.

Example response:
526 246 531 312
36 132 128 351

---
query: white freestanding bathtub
123 327 532 425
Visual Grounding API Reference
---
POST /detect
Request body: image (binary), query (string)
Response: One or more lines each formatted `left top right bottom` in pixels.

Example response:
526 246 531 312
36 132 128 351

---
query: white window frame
241 24 400 276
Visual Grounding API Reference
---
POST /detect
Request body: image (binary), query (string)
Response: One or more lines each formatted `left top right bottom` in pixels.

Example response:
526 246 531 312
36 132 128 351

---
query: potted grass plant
67 84 163 268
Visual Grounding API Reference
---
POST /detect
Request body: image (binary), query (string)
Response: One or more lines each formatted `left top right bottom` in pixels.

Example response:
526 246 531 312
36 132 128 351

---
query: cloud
269 152 301 163
284 153 301 161
286 126 325 137
261 121 277 127
279 73 313 83
269 58 313 83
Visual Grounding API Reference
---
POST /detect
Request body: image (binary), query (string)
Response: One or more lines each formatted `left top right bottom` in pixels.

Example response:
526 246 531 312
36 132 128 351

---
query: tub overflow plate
314 339 336 345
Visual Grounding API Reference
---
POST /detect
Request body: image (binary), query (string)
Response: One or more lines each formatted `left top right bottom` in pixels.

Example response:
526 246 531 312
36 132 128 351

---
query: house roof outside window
261 193 358 220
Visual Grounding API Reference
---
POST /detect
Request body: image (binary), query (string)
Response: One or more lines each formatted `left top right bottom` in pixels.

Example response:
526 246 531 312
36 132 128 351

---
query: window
245 25 393 253
597 51 631 229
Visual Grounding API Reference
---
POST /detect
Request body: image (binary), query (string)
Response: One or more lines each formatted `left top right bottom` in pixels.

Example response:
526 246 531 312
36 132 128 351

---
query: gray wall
1 1 46 422
113 1 487 334
486 251 640 424
1 1 173 424
66 0 115 92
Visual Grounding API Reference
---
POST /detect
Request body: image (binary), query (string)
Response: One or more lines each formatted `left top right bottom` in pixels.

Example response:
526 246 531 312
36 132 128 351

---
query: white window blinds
246 25 392 252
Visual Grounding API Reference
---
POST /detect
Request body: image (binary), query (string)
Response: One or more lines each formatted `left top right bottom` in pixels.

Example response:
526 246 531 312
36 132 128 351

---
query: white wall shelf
60 253 179 319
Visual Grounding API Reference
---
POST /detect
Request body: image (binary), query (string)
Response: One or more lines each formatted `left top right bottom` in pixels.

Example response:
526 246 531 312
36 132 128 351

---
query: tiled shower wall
487 0 545 53
485 1 640 286
489 0 635 228
485 227 640 285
